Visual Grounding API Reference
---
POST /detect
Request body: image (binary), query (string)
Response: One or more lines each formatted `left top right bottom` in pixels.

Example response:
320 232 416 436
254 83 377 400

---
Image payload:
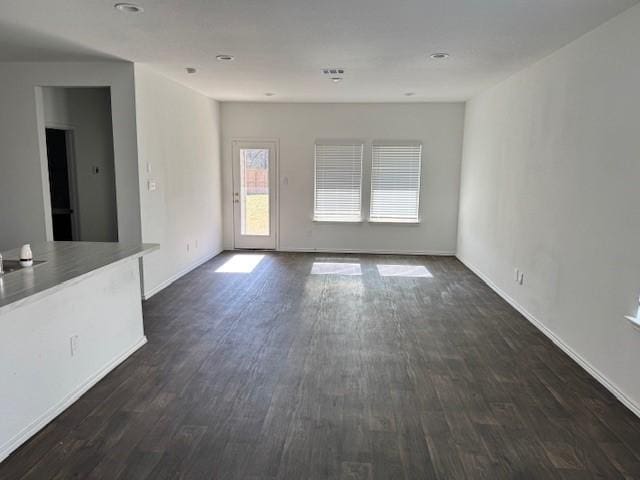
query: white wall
0 257 145 462
221 103 465 254
0 62 141 251
134 65 223 298
42 87 118 241
458 4 640 414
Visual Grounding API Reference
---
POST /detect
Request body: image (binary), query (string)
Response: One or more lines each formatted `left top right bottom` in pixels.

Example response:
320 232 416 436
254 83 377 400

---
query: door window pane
240 148 270 236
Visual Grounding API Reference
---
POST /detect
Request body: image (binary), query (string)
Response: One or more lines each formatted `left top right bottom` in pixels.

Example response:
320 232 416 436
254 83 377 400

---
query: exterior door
232 140 277 249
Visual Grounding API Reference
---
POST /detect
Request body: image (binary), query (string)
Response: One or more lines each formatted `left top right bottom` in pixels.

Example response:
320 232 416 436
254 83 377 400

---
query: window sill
625 315 640 329
313 217 364 224
368 218 421 225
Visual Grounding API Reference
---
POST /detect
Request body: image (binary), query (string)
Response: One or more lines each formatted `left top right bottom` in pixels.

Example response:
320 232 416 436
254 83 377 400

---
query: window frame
368 141 423 224
313 140 364 223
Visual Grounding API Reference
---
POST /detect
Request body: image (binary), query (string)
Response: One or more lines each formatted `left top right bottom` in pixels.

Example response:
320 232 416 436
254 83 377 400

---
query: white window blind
314 143 363 221
370 142 422 222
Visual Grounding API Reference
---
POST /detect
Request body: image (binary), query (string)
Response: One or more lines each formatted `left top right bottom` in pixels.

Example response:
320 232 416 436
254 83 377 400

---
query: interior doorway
45 128 78 240
42 87 119 242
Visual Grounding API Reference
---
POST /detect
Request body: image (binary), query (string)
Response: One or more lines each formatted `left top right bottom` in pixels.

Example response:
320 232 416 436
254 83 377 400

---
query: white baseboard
457 254 640 419
277 247 456 256
142 250 222 300
0 336 148 463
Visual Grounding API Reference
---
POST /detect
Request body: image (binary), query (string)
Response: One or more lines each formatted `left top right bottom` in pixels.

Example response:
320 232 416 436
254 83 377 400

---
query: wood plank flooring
1 252 640 479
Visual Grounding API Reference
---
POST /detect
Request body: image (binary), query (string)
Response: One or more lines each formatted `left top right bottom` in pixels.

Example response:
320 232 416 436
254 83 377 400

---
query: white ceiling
0 0 637 102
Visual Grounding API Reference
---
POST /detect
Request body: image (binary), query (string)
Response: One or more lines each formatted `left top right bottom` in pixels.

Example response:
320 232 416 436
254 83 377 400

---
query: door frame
45 123 81 241
231 138 279 250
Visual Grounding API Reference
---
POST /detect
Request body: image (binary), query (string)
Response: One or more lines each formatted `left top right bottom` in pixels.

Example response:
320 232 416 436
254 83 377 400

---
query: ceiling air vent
322 68 345 76
322 68 344 83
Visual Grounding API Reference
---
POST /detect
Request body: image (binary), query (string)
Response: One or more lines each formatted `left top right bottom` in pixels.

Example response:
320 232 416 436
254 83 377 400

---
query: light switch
70 335 79 357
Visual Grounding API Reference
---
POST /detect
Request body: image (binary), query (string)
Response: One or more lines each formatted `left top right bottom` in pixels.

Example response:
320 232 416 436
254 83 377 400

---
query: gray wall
0 62 141 251
134 65 223 298
458 4 640 414
42 87 118 241
221 102 465 254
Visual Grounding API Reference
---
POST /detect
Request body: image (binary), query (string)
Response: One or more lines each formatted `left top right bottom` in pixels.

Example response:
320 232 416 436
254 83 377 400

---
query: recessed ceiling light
114 3 143 13
404 92 416 97
185 67 197 74
330 77 343 83
430 52 450 60
216 54 235 61
264 92 276 97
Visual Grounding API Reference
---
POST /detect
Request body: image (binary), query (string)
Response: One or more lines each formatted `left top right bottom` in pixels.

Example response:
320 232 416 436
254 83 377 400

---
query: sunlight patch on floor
215 254 265 273
376 264 433 278
311 262 362 276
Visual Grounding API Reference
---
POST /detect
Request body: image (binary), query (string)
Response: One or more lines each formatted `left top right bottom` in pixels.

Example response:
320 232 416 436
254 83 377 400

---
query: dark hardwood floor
2 252 640 479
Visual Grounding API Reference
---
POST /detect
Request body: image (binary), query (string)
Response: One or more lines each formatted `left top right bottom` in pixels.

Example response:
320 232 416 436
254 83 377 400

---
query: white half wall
134 65 223 298
458 4 640 413
42 87 118 242
0 257 146 462
221 102 465 254
0 62 141 251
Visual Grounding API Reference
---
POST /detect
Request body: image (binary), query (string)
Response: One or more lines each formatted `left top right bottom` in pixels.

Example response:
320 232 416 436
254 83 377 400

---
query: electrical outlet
70 335 79 357
147 180 157 192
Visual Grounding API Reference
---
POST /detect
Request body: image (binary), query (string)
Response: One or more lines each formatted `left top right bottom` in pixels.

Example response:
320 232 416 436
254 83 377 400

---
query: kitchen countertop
0 241 159 314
